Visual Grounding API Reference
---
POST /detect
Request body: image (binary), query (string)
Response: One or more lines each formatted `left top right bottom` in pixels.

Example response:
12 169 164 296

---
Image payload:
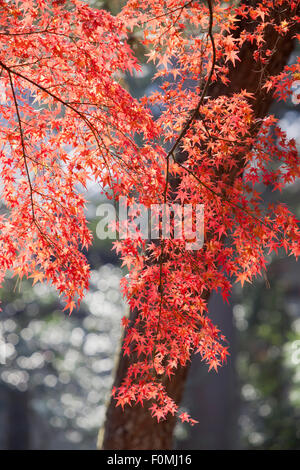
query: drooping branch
101 0 299 450
165 0 216 161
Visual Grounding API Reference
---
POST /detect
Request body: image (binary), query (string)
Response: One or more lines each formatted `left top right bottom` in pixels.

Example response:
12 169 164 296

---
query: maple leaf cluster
0 0 299 424
0 0 164 309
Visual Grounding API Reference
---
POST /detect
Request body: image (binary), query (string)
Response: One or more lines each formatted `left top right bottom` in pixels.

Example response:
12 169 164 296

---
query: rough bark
100 1 299 450
99 328 190 449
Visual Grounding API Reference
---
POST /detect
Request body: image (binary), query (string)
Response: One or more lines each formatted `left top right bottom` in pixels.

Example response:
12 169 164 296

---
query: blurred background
0 0 299 450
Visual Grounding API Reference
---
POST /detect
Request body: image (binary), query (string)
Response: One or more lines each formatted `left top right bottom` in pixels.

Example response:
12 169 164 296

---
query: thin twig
8 70 36 222
0 60 113 186
165 0 216 161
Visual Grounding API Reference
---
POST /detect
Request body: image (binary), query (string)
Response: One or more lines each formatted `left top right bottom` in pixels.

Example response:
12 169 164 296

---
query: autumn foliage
0 0 299 424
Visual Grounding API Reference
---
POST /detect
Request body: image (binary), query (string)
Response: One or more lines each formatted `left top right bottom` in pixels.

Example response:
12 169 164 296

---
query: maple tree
0 0 299 449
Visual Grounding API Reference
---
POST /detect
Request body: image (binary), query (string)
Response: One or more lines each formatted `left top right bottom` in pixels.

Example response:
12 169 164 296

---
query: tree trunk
100 1 298 450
